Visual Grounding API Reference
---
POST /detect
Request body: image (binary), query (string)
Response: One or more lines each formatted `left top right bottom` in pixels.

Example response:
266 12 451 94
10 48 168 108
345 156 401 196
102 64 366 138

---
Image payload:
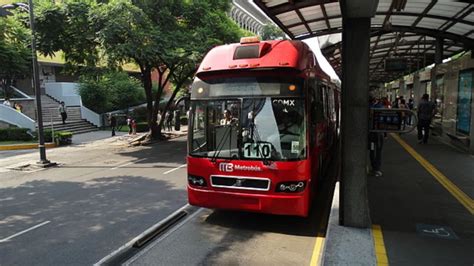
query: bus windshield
190 97 306 161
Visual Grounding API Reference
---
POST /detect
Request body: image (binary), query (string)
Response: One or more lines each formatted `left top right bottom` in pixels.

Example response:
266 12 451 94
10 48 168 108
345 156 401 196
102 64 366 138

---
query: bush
0 128 33 141
55 131 73 145
131 107 148 123
78 71 145 113
43 129 73 145
135 122 149 132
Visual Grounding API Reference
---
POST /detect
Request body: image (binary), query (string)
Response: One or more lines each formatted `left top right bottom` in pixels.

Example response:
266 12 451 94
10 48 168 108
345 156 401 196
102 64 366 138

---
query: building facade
229 0 271 36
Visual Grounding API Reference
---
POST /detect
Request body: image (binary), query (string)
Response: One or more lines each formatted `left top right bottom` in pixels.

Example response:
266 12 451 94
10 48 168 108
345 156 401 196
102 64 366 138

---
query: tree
34 0 244 140
0 14 30 98
78 71 144 114
260 24 287 40
35 1 100 72
95 0 243 139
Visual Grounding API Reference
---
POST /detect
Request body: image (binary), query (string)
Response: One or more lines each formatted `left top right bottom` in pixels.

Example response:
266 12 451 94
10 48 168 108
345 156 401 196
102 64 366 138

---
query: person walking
126 116 133 135
14 103 22 113
3 97 12 107
417 93 436 144
399 99 408 130
110 115 117 136
131 119 137 135
407 98 414 125
166 111 174 132
59 101 67 124
369 96 384 177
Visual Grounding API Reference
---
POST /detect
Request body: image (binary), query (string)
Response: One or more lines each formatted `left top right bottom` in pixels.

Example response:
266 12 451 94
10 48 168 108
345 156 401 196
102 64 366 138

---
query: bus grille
210 175 270 191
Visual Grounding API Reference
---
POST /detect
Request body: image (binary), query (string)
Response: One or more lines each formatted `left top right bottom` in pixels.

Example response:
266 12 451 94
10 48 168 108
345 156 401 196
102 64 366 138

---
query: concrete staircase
40 95 98 135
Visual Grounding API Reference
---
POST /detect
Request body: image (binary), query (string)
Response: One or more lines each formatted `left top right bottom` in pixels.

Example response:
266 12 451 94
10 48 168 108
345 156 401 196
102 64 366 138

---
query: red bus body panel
187 157 311 216
187 39 338 217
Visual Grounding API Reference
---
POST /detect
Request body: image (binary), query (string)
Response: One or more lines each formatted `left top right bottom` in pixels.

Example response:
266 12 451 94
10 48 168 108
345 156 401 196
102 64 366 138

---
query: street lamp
1 1 54 166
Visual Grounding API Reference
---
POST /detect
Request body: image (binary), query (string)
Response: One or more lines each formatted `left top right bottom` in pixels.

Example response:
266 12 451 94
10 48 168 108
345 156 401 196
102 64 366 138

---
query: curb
321 181 376 266
0 142 56 151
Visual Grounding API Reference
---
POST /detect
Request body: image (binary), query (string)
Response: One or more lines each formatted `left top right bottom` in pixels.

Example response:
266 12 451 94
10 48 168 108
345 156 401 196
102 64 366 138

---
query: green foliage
135 122 149 133
78 71 145 113
35 1 100 69
131 106 148 122
0 14 31 98
34 0 245 138
179 115 188 126
260 24 287 40
43 129 73 145
0 127 33 141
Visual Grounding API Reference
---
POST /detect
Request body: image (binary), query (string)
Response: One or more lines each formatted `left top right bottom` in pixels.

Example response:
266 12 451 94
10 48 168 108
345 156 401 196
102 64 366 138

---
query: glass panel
300 5 322 21
242 97 306 160
190 100 241 159
190 97 306 161
433 76 445 127
276 11 301 26
456 71 472 135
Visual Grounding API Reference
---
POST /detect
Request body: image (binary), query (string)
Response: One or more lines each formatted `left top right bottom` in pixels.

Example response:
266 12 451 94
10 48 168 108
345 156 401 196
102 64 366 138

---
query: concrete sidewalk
0 127 188 152
0 128 188 171
322 132 473 265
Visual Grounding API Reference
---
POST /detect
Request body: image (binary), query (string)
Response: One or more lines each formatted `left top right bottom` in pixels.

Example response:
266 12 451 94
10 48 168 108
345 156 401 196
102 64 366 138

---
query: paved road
1 133 336 266
0 136 188 265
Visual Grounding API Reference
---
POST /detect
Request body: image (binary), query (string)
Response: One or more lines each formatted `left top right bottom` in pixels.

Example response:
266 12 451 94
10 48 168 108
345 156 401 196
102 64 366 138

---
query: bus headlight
276 181 306 193
188 175 207 187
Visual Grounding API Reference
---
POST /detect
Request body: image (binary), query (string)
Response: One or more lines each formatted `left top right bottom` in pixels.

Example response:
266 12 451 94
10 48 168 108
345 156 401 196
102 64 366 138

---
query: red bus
187 37 339 217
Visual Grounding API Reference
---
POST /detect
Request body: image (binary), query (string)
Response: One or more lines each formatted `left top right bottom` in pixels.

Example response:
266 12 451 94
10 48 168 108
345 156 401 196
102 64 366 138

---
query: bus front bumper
187 186 309 217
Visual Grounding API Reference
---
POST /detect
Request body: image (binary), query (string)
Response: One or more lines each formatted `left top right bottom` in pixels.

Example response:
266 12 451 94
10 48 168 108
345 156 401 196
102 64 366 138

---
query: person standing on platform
417 93 436 144
369 96 384 177
407 98 414 125
59 101 67 124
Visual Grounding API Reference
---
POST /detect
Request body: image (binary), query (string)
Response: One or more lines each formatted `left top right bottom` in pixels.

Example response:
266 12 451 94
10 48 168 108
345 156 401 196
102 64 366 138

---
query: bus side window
321 85 328 120
315 83 324 122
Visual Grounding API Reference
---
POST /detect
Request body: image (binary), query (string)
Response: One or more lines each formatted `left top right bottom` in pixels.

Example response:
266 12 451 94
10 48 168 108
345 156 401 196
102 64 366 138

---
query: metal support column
340 17 371 228
431 38 444 101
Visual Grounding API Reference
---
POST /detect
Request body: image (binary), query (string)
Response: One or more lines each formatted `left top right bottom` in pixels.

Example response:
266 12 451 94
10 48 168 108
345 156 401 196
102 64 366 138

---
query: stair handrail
0 104 36 131
44 83 102 127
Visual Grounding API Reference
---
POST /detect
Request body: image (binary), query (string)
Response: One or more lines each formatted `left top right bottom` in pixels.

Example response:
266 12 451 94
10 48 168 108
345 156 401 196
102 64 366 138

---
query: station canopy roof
253 0 474 83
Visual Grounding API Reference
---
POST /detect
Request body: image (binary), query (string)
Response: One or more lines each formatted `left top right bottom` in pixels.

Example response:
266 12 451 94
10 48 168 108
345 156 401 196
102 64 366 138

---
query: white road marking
0 221 51 243
124 207 204 266
163 164 187 175
94 204 194 266
110 158 146 170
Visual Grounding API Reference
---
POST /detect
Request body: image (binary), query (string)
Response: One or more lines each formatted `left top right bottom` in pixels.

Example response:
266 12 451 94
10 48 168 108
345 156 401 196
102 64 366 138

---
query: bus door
309 78 325 185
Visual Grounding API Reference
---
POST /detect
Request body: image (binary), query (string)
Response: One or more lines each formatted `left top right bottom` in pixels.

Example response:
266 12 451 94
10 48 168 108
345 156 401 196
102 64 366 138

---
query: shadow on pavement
0 175 186 265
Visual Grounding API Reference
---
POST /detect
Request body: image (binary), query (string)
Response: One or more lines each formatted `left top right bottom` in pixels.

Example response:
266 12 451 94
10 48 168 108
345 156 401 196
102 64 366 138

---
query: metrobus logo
219 163 234 172
218 163 262 172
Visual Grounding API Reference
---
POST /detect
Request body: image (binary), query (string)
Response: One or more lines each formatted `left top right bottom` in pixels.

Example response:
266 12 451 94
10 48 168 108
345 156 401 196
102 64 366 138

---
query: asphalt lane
123 149 339 266
0 136 188 265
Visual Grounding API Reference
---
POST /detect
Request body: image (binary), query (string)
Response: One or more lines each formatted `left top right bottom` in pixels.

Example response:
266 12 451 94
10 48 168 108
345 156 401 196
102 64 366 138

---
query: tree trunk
139 66 159 139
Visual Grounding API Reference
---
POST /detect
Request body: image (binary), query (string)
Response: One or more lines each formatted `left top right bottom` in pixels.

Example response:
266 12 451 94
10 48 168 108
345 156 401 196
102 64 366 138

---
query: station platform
366 133 473 265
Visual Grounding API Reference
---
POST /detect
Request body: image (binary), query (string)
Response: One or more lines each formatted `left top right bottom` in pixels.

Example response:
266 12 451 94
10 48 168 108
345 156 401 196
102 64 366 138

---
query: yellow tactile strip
391 134 474 215
372 224 389 266
309 234 325 266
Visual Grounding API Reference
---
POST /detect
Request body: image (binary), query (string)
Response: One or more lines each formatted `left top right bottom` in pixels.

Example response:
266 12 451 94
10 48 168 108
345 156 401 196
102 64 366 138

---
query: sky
303 37 341 81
